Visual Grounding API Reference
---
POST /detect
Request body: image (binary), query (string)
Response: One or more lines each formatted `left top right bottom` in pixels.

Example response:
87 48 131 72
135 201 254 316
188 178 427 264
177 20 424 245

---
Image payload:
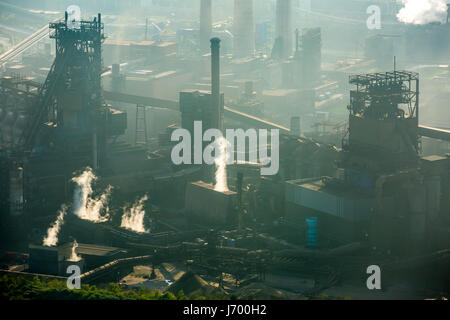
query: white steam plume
68 240 82 262
43 205 67 247
397 0 448 25
72 168 112 223
120 195 149 233
214 137 229 192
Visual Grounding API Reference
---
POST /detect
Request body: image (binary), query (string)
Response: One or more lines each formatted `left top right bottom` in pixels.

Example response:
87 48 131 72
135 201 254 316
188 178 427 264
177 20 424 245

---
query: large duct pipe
276 0 293 59
233 0 255 59
211 37 222 131
200 0 212 53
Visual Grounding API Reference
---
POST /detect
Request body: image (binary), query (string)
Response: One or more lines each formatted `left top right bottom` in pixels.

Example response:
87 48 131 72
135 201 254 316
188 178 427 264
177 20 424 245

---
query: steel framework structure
348 71 419 120
22 14 105 152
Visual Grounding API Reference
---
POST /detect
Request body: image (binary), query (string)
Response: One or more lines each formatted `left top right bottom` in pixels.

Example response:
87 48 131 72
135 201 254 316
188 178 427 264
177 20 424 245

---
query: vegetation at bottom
0 274 210 300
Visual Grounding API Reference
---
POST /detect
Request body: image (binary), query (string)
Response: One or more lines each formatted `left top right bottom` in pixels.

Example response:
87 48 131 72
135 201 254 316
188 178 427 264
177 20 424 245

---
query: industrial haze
0 0 449 302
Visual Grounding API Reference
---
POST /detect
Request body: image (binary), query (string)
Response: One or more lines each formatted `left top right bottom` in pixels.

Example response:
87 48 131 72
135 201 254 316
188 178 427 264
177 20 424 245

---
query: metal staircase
135 104 148 145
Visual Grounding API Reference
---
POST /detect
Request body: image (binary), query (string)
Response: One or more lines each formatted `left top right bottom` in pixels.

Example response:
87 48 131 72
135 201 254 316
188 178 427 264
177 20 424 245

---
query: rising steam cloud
68 240 82 262
120 195 149 233
42 205 67 247
72 168 112 223
214 137 229 192
397 0 448 25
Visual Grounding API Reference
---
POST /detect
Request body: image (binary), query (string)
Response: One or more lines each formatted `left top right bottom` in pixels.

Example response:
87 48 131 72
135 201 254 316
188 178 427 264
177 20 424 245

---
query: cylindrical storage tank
306 217 318 248
233 0 255 59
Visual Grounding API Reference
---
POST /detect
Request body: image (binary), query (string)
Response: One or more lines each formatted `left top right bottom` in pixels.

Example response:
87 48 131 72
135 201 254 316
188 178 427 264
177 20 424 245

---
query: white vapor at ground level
42 205 67 247
71 168 112 223
214 137 230 192
120 195 149 233
68 240 82 262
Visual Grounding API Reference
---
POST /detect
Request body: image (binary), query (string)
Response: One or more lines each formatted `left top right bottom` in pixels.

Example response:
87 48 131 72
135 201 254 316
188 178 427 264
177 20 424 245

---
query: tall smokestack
233 0 255 59
276 0 293 59
211 38 222 130
447 4 450 24
200 0 212 53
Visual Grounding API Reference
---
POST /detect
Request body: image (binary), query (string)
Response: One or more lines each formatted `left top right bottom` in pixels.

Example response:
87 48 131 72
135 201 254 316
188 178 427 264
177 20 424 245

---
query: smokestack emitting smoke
233 0 255 58
214 137 229 192
120 195 149 233
72 168 112 223
200 0 212 52
210 37 228 190
42 205 67 247
397 0 448 25
68 240 82 262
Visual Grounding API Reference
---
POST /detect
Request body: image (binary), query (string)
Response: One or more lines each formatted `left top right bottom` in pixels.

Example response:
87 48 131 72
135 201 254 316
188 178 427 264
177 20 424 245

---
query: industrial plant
0 0 449 301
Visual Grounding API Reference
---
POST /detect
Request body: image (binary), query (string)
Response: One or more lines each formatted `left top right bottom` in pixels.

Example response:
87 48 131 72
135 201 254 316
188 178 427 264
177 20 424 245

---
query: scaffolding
348 71 419 120
135 104 148 145
341 70 421 176
22 14 105 152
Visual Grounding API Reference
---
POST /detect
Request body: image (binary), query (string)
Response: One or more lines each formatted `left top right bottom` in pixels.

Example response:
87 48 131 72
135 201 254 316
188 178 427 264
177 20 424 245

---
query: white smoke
120 195 149 233
397 0 448 25
42 205 67 247
68 240 82 262
214 137 229 192
72 168 112 223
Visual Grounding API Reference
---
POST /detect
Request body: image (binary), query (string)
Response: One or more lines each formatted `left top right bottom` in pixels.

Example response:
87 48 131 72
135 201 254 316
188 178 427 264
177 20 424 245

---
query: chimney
211 38 223 130
233 0 255 59
200 0 212 53
447 4 449 24
276 0 293 59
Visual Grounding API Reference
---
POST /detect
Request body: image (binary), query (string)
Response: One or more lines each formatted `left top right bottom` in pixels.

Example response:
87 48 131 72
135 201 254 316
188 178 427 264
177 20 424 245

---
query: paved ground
120 262 186 291
119 264 438 299
322 282 427 300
